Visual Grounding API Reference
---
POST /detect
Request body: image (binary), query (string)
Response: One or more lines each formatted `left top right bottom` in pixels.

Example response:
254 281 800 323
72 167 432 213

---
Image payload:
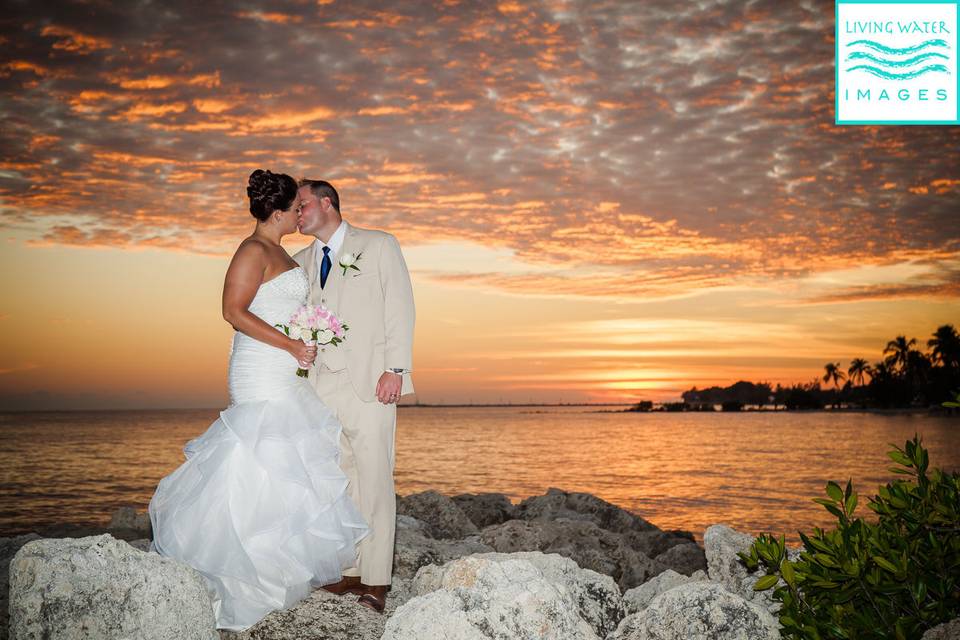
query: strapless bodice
247 266 309 327
228 267 310 404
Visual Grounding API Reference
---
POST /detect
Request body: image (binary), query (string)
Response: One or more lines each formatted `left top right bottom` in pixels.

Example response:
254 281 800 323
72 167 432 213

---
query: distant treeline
634 324 960 411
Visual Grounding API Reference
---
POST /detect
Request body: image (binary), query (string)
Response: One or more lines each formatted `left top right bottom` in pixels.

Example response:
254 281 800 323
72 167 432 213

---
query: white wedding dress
149 266 368 631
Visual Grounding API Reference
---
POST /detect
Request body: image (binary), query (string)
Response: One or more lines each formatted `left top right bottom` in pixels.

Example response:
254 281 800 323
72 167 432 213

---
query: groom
293 179 415 613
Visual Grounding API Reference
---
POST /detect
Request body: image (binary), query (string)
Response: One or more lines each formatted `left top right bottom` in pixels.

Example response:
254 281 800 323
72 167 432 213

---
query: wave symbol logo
844 38 951 81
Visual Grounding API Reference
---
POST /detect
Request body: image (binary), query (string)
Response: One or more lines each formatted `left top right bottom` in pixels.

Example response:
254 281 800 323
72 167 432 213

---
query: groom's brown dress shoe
356 585 387 614
321 576 363 595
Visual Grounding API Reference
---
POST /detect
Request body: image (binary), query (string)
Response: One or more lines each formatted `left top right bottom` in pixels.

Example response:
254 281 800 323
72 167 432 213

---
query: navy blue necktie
320 246 332 289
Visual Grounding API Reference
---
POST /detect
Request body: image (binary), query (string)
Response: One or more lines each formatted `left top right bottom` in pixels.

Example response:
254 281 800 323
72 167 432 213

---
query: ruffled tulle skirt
148 380 369 631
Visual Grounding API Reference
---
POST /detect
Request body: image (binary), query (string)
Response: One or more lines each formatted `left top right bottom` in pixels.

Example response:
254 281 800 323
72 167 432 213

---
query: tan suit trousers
313 364 397 585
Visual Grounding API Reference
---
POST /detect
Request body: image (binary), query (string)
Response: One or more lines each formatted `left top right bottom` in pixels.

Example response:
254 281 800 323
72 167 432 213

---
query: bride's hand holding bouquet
276 305 349 377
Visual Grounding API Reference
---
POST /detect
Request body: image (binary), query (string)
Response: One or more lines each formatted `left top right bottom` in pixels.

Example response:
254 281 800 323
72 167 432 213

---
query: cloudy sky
1 0 957 409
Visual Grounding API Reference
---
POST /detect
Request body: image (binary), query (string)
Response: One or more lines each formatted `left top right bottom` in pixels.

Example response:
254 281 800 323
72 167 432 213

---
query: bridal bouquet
275 305 348 377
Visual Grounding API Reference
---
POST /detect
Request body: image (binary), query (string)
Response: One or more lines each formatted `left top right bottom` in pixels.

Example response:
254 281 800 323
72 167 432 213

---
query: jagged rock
8 533 217 640
478 518 545 551
414 552 624 638
653 541 707 576
922 617 960 640
621 529 697 559
1 534 42 640
610 581 781 640
386 577 415 609
704 524 757 590
517 488 656 534
396 514 432 536
704 524 798 614
503 490 703 584
219 578 414 640
397 491 479 539
481 519 615 569
382 589 488 640
393 516 493 579
127 538 153 552
452 493 516 529
384 555 598 639
614 541 671 591
479 519 667 590
622 569 708 615
108 505 153 538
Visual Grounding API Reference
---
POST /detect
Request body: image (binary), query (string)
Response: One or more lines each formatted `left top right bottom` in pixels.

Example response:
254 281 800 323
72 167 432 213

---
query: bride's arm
222 241 316 364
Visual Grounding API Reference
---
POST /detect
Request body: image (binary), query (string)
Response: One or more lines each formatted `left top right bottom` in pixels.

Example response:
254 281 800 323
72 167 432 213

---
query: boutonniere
339 251 362 275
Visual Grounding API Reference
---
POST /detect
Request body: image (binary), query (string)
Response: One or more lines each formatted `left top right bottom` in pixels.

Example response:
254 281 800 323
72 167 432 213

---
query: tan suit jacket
293 222 415 401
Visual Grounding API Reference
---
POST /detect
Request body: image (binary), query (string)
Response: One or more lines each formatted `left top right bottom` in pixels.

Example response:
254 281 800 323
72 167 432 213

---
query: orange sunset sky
1 1 958 409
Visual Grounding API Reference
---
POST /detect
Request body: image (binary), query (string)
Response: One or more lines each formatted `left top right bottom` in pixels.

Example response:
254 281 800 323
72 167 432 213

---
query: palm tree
823 362 846 389
823 362 846 408
848 358 870 387
884 336 918 374
928 324 960 370
906 349 932 384
871 361 892 382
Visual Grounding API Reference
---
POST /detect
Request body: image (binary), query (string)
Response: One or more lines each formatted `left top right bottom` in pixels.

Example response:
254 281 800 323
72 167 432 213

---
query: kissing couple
148 169 416 630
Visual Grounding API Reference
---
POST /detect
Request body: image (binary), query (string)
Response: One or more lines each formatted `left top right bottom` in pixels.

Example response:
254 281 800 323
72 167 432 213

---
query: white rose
317 328 335 344
339 253 357 267
299 327 314 343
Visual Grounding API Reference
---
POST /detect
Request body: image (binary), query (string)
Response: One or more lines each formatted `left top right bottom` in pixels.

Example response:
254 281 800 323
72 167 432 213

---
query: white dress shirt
314 220 347 273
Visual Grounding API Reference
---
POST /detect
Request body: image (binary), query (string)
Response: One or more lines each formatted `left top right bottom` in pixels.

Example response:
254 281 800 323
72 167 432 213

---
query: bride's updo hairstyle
246 169 297 221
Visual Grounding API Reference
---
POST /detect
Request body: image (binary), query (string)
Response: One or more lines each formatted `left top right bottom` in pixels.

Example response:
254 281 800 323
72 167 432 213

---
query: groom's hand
376 372 402 404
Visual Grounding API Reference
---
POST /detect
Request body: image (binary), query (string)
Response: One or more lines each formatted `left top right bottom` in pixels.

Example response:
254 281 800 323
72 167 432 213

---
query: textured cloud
1 0 958 299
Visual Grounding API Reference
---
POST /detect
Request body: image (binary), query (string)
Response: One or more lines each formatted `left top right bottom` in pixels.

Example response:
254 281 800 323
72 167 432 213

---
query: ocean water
1 407 957 543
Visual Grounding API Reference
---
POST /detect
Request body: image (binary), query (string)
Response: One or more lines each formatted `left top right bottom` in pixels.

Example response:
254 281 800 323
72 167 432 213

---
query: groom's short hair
299 179 340 213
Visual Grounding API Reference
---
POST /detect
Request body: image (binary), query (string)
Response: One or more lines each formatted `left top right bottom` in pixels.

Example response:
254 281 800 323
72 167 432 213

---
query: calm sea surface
1 407 957 543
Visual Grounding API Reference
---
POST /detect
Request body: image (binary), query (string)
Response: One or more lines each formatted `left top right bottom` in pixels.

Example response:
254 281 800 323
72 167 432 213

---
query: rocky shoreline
3 489 958 639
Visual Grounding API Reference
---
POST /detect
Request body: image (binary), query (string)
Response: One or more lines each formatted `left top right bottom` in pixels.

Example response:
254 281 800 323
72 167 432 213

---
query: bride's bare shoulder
237 236 272 254
228 236 269 268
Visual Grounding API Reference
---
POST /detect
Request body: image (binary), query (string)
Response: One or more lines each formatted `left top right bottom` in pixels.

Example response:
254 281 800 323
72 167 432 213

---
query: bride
149 169 368 631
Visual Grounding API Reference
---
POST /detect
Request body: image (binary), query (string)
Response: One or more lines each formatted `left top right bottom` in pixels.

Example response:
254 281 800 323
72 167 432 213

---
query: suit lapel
331 223 361 310
301 241 321 305
303 240 319 284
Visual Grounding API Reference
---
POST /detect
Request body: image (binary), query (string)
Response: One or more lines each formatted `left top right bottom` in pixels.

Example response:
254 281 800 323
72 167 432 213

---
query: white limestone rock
610 581 781 640
381 590 486 640
384 555 599 640
415 552 624 638
921 617 960 640
622 568 708 615
8 533 217 640
704 524 800 614
1 534 42 640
